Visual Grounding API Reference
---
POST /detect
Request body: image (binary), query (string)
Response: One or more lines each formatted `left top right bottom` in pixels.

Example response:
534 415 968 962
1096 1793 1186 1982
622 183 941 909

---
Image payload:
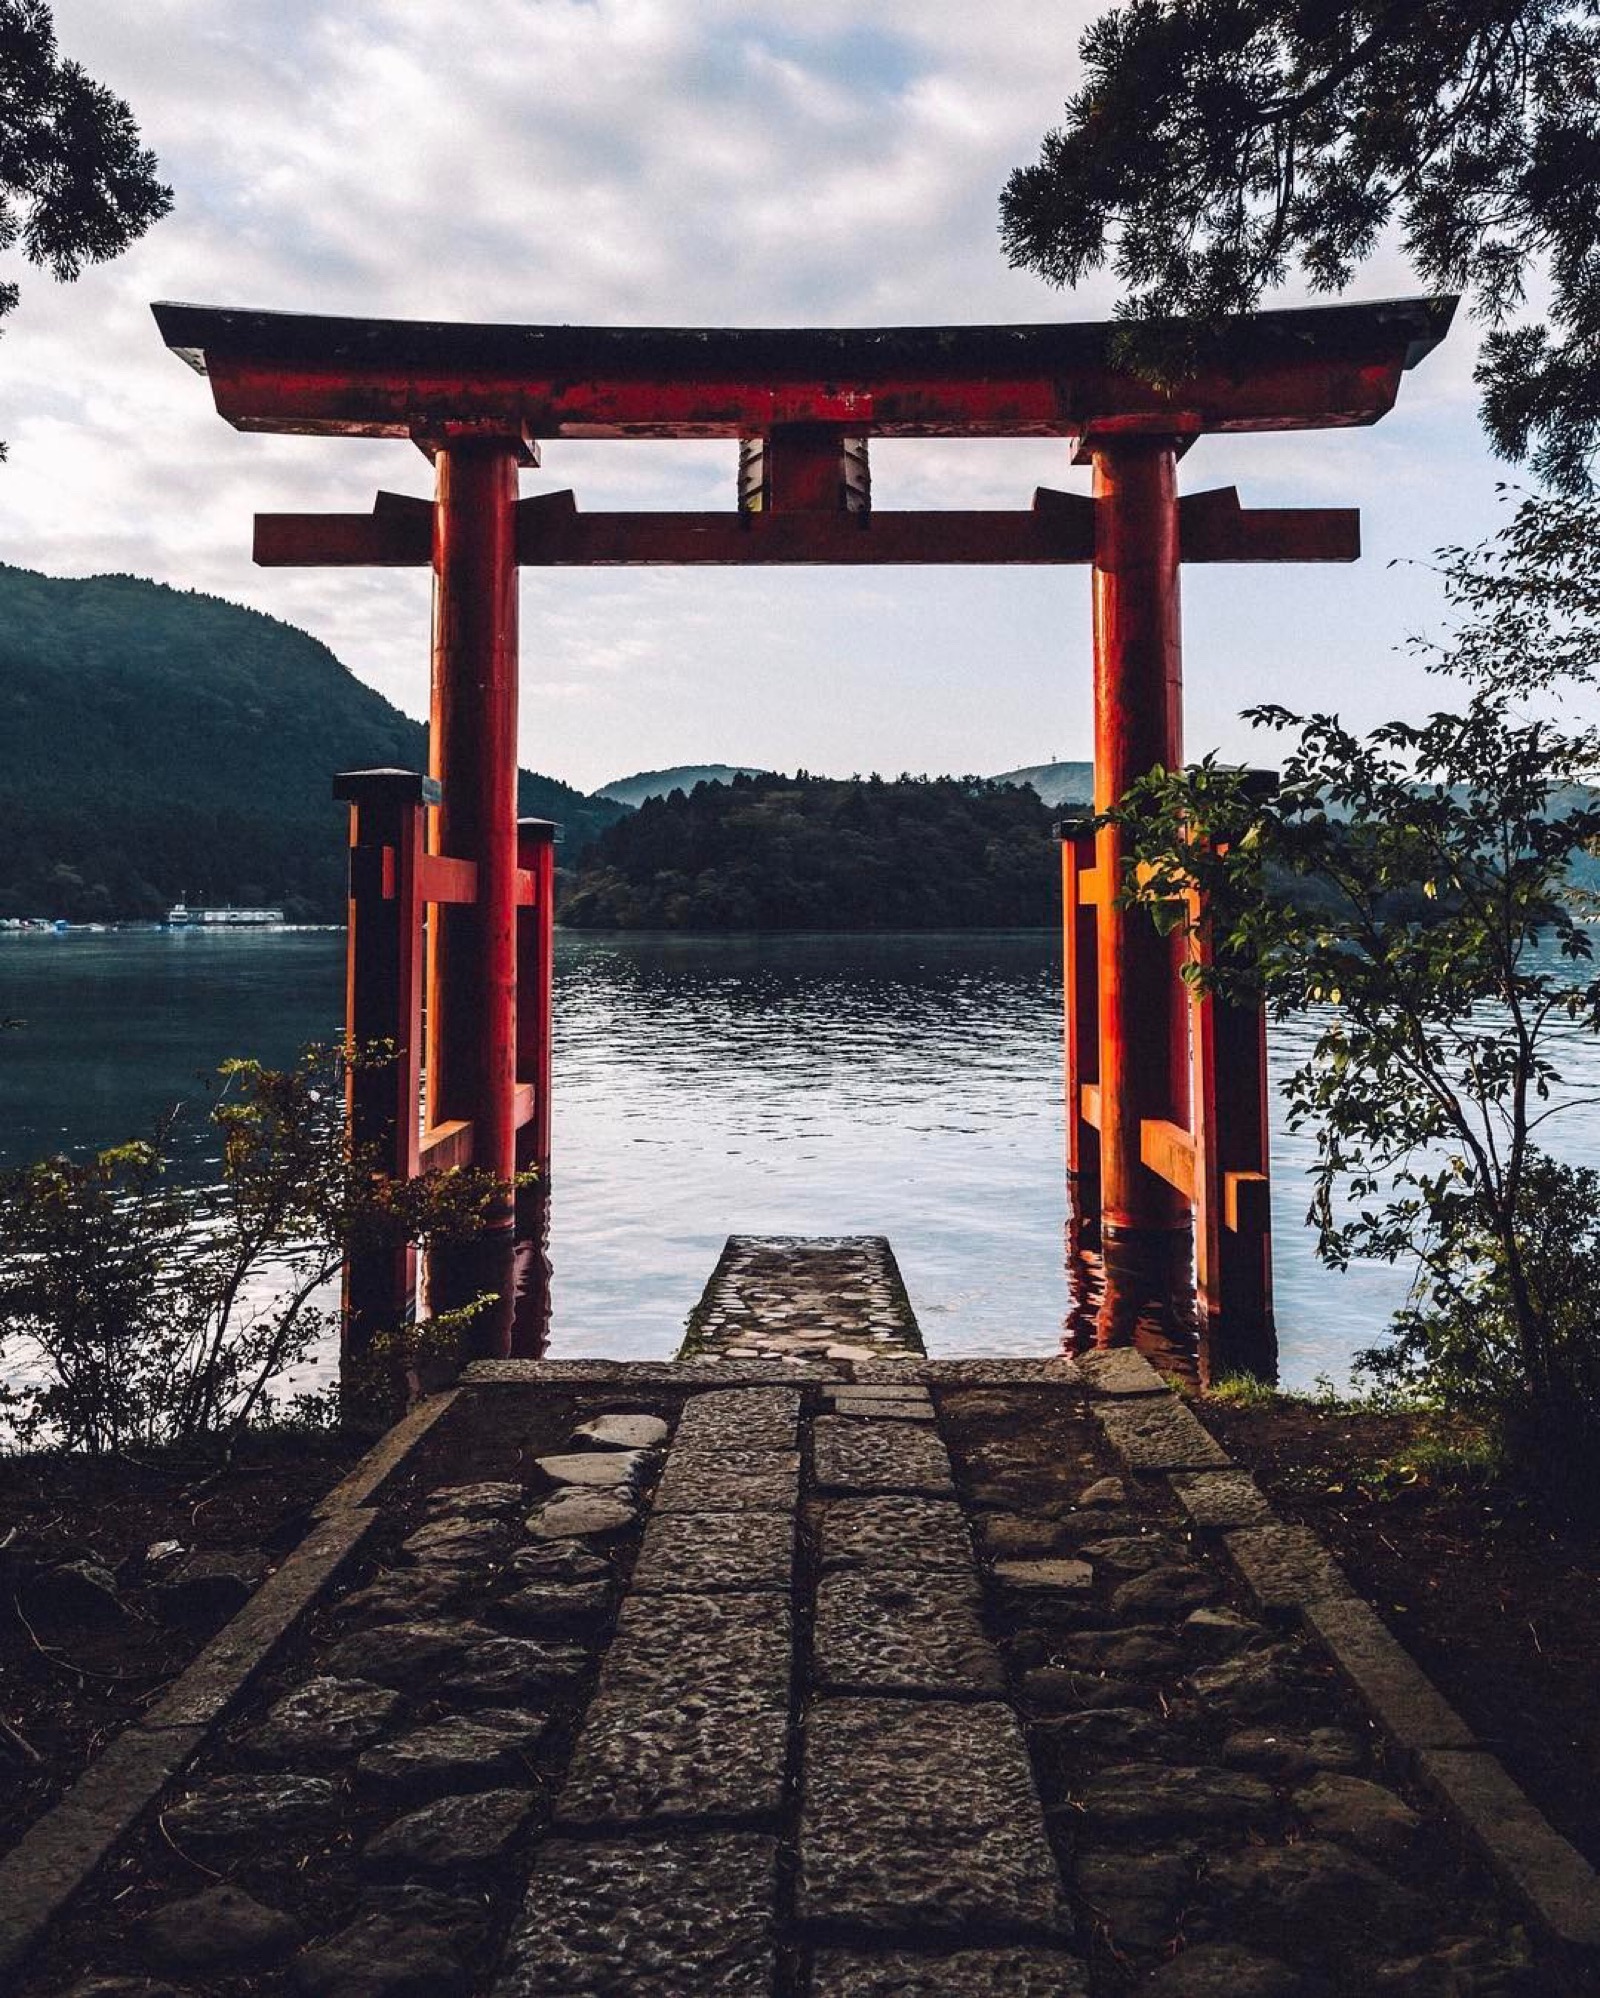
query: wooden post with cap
333 766 435 1368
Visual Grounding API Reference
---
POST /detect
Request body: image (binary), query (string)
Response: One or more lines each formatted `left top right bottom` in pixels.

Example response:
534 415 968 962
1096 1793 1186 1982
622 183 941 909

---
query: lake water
5 925 1592 1390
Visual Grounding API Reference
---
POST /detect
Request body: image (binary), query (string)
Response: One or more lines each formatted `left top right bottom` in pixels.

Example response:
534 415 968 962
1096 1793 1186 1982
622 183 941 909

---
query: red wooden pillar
1058 815 1100 1197
1192 866 1275 1372
1089 437 1191 1237
333 766 434 1372
516 816 556 1195
511 817 555 1359
424 433 524 1348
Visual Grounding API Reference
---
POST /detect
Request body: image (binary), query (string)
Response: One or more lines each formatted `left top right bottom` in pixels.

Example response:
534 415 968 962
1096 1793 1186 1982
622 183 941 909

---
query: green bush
0 1044 511 1453
1359 1153 1600 1517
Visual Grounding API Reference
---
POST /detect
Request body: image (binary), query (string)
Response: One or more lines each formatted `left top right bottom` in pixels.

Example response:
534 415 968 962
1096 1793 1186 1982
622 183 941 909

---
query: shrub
0 1044 512 1453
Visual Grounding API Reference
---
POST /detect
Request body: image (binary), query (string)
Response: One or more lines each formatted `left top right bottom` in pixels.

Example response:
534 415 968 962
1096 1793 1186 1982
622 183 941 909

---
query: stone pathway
493 1375 1080 1995
681 1235 924 1365
8 1322 1600 1992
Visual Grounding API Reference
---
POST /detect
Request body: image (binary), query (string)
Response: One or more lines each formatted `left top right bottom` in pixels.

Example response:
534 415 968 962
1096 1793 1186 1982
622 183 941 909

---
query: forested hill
559 771 1060 930
596 763 768 808
0 566 624 921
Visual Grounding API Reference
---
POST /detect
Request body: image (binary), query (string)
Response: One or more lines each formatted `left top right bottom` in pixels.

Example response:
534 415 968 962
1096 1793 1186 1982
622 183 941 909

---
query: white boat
166 902 284 927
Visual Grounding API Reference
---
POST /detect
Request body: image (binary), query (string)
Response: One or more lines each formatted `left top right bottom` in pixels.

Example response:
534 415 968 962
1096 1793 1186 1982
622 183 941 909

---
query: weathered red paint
1059 821 1100 1190
516 818 556 1193
254 498 1359 570
424 439 522 1353
200 354 1420 441
333 768 435 1357
1090 438 1191 1236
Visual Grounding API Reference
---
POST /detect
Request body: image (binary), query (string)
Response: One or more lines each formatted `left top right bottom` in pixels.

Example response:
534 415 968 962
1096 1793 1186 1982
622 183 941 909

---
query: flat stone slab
495 1831 779 1995
813 1418 955 1498
814 1571 1003 1696
674 1388 801 1452
1168 1469 1274 1529
534 1450 652 1490
1224 1523 1353 1613
830 1399 936 1422
633 1510 795 1595
494 1579 615 1639
853 1359 1082 1386
992 1559 1095 1594
366 1787 538 1874
337 1569 474 1628
1292 1772 1421 1856
399 1514 514 1566
572 1413 670 1450
1303 1595 1475 1751
600 1591 792 1704
356 1708 547 1798
439 1635 587 1703
524 1490 639 1540
319 1619 494 1690
819 1496 974 1573
239 1676 402 1767
654 1449 800 1514
1065 1763 1276 1841
974 1513 1082 1562
1111 1563 1220 1619
1203 1840 1432 1952
1417 1749 1600 1949
798 1698 1072 1937
502 1541 612 1586
1095 1397 1232 1471
811 1948 1090 1996
163 1774 340 1857
1078 1531 1186 1575
421 1480 527 1520
824 1385 932 1405
1076 1348 1169 1396
557 1683 788 1828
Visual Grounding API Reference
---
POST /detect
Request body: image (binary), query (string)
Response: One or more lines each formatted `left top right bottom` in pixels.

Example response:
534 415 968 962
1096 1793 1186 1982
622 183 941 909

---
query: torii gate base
336 767 554 1374
1060 812 1275 1379
152 294 1452 1392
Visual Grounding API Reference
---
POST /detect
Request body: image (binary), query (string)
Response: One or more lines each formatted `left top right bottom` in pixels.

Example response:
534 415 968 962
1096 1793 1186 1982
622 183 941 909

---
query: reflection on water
1065 1208 1281 1389
550 930 1072 1362
1066 1207 1201 1383
10 924 1595 1388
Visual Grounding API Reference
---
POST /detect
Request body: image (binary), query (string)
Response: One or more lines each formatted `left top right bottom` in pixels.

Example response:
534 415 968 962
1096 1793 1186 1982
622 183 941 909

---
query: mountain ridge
0 565 624 921
595 763 770 809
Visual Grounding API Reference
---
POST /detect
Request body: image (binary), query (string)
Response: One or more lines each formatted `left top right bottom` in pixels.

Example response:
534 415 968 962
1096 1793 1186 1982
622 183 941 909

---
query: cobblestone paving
681 1235 925 1364
14 1359 1597 1994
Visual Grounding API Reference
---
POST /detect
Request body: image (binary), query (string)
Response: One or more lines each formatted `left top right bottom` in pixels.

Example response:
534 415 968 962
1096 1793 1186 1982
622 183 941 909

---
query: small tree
1113 690 1600 1514
0 1044 513 1454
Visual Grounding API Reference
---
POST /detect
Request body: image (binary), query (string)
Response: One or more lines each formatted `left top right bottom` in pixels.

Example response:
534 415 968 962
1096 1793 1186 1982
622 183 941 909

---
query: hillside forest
560 772 1063 930
0 566 623 922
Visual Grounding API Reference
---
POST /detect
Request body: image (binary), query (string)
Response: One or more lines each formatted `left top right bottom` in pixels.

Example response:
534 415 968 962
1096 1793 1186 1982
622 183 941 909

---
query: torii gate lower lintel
154 295 1455 1372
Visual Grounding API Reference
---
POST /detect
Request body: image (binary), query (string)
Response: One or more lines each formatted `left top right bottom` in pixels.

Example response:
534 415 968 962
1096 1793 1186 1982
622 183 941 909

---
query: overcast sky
0 1 1522 794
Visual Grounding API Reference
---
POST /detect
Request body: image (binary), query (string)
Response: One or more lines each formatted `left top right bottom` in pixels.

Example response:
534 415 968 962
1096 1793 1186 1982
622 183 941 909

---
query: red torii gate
154 295 1453 1373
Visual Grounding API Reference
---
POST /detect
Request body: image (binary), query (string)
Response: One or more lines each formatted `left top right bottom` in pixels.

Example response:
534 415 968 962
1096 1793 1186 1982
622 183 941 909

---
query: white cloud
0 1 1503 791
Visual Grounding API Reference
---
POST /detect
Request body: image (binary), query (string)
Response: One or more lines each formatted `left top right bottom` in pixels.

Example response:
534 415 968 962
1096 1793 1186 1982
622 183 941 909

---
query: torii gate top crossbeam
152 297 1454 442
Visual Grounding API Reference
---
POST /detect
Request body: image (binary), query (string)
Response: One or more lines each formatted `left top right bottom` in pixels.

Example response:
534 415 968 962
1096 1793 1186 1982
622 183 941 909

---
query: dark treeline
0 566 623 921
559 771 1062 930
